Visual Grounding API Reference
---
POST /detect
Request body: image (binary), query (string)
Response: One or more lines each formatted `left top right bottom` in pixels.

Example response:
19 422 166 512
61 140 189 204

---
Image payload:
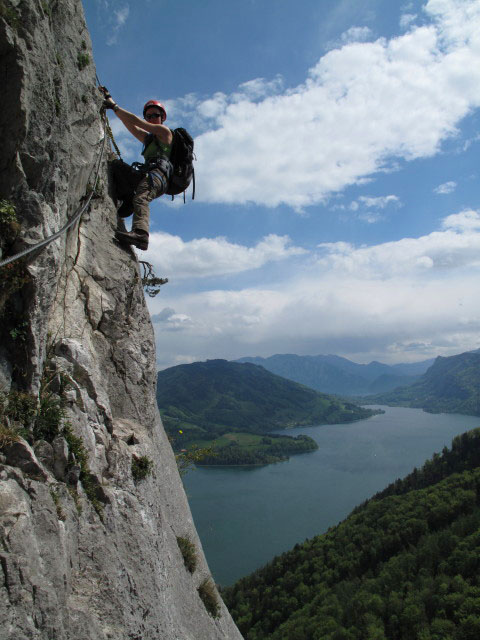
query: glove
103 97 118 110
99 86 118 110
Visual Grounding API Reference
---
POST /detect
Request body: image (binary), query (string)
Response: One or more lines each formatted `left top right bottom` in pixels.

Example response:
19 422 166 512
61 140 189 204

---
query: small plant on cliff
63 423 104 518
50 487 66 521
9 320 29 342
0 390 37 435
176 536 198 573
0 199 21 244
0 1 20 29
0 200 29 313
77 52 90 70
139 261 168 298
41 1 52 18
0 424 21 451
0 261 30 315
0 199 17 225
198 579 220 618
132 455 154 481
34 392 66 442
0 390 35 450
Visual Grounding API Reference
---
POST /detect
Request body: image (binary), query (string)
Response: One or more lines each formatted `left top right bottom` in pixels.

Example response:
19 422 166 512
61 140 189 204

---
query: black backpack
166 128 195 199
143 128 195 200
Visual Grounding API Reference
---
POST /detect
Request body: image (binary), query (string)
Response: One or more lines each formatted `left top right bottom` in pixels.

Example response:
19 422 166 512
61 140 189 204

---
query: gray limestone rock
0 1 243 638
3 440 48 481
65 464 81 486
33 440 54 471
52 436 69 481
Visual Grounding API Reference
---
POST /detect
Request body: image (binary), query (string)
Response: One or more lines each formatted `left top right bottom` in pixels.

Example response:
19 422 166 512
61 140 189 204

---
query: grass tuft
177 536 198 573
132 455 154 481
198 579 220 618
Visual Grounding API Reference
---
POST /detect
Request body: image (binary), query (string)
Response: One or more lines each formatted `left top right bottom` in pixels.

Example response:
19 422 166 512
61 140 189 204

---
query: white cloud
106 5 130 45
400 13 417 29
151 210 480 367
108 118 138 160
317 209 480 276
143 232 307 279
330 194 401 223
151 307 194 332
434 180 457 194
170 0 480 209
441 208 480 230
340 26 373 44
358 195 401 209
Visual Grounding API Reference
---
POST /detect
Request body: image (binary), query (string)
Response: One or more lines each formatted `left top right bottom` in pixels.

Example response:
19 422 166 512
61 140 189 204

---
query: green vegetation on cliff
157 359 376 449
365 351 480 416
223 428 480 639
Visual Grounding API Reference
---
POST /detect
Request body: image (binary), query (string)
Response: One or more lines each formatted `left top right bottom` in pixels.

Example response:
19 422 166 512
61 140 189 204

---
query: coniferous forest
222 428 480 640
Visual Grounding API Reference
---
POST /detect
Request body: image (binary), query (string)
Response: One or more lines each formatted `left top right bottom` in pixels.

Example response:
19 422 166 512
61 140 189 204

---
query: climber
100 87 173 251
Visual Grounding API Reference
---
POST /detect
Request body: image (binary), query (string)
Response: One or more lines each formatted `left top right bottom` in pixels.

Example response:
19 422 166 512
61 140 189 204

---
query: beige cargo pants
132 172 167 235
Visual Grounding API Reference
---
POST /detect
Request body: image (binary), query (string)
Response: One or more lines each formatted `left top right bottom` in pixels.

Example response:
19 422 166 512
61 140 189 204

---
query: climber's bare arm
114 107 173 145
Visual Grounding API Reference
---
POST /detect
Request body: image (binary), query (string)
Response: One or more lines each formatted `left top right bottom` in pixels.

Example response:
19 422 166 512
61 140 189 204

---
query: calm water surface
183 406 480 586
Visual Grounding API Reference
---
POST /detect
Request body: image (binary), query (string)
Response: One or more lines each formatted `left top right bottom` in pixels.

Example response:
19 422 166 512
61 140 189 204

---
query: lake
182 406 480 586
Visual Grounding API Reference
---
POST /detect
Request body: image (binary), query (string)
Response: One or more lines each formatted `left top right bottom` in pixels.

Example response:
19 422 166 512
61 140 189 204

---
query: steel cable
0 113 108 269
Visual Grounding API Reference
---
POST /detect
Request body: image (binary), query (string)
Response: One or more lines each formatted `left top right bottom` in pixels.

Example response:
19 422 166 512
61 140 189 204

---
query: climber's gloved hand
98 85 110 98
103 97 117 110
98 86 118 110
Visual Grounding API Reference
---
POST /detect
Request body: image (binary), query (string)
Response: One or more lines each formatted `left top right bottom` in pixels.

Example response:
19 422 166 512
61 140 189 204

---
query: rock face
0 2 242 638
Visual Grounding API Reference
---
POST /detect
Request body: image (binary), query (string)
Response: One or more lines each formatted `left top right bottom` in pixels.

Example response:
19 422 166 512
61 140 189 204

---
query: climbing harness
0 110 108 269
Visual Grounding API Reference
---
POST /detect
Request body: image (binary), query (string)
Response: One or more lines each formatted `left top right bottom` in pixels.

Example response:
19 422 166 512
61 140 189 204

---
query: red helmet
143 100 167 122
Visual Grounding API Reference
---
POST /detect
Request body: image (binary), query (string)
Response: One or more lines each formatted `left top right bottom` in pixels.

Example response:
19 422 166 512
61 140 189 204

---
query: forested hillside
223 428 480 639
366 351 480 416
157 359 375 443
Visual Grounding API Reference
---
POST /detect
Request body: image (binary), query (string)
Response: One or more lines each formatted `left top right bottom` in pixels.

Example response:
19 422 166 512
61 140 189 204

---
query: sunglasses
145 112 162 120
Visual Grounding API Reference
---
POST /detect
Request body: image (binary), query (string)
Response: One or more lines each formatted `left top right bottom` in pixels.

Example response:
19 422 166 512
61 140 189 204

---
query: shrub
1 390 37 426
177 536 197 573
0 424 20 451
198 579 220 618
132 455 153 481
34 392 65 442
77 52 90 70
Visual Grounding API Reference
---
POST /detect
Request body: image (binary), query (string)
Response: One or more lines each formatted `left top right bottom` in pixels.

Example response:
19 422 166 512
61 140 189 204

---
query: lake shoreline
185 406 480 586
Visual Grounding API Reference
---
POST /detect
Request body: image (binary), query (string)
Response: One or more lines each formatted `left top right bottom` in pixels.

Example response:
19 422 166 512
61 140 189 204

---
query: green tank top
142 134 172 162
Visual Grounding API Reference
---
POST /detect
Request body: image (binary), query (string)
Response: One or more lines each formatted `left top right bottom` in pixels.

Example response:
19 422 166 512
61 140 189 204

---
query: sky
83 0 480 370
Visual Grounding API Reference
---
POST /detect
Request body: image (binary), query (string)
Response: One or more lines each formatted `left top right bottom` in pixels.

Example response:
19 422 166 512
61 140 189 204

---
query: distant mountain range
365 351 480 416
235 353 435 396
156 359 376 443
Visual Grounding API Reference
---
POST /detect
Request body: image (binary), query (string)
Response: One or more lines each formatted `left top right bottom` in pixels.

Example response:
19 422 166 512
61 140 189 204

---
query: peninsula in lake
156 359 377 465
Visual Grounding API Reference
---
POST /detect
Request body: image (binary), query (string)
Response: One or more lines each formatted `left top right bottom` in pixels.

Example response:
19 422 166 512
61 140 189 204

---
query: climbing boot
115 229 149 251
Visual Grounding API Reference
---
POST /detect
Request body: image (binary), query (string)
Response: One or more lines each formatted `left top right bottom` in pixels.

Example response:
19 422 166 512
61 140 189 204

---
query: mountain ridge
157 359 377 443
235 353 435 395
364 351 480 416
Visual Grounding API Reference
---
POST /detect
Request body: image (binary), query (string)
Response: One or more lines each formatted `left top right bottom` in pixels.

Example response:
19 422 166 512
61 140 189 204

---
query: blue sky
83 0 480 370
